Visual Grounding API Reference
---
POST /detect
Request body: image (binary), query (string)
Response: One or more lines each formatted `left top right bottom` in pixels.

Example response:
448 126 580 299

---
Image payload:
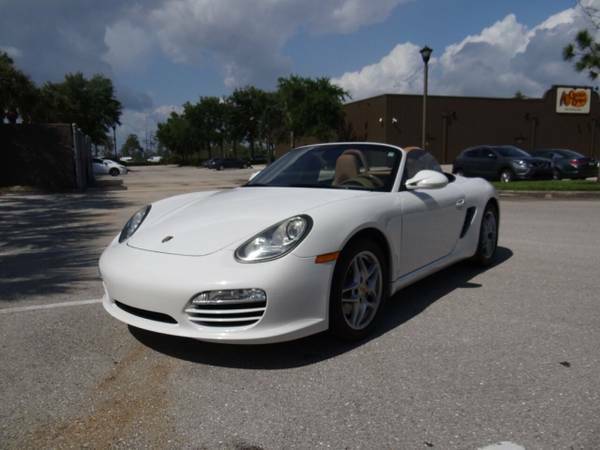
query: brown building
343 86 600 164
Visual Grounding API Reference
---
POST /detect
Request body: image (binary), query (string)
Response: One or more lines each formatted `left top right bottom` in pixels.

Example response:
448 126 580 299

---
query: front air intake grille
185 299 267 328
115 300 177 324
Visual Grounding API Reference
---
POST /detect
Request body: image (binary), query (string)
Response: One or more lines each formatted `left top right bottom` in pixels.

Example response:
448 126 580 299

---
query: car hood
127 187 367 256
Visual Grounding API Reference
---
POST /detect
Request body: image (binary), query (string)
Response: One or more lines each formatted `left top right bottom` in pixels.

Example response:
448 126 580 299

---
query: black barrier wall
0 124 94 190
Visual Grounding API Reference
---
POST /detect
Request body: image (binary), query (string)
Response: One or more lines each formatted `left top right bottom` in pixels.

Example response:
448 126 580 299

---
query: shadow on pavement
131 246 513 369
0 192 131 301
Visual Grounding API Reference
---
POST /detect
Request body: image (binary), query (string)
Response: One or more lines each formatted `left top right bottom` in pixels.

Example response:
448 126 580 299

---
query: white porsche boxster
99 143 499 344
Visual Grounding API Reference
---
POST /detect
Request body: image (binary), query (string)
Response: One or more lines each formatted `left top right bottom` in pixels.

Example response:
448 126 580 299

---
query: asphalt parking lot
1 165 599 449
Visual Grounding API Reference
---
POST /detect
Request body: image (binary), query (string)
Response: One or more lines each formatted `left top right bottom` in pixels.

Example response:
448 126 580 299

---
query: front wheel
472 204 499 266
329 239 388 340
499 169 513 183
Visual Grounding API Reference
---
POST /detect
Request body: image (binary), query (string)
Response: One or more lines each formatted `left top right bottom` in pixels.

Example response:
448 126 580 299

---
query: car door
92 158 108 174
464 148 487 176
480 147 499 178
393 150 466 278
460 148 479 175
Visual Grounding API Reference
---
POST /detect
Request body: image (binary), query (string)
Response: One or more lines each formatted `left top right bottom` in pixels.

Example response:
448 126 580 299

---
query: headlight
511 160 529 168
119 205 151 243
235 215 313 263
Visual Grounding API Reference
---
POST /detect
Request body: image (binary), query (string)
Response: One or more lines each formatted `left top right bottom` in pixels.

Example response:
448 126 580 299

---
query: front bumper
99 243 333 344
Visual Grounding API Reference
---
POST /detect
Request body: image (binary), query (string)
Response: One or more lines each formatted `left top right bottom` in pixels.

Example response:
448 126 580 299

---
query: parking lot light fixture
420 46 433 150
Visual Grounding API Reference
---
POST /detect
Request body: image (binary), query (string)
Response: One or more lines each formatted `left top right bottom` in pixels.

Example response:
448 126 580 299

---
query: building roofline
344 85 598 106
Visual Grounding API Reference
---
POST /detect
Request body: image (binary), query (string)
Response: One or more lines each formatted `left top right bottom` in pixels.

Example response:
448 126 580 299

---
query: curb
498 190 600 199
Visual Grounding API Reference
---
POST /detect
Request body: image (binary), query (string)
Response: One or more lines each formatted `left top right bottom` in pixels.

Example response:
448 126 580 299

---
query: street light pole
419 46 433 150
112 125 118 159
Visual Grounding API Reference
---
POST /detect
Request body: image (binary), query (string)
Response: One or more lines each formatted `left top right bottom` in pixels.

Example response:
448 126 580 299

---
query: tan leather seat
333 153 359 185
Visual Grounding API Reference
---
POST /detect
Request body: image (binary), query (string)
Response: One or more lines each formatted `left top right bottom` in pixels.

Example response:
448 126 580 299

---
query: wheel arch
486 197 500 227
341 227 394 286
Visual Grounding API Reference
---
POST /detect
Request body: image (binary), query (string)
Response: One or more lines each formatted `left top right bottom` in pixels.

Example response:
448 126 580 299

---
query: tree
563 30 600 80
514 91 527 99
0 52 39 123
277 75 348 147
156 112 194 162
120 134 142 158
35 72 122 145
229 87 268 159
563 2 600 80
258 91 285 161
563 2 600 182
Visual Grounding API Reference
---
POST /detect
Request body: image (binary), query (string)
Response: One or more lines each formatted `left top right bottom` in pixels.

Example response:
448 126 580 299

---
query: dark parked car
453 145 553 182
204 158 251 170
530 149 598 180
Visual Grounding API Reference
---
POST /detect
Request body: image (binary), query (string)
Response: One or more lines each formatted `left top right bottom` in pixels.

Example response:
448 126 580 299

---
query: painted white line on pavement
0 298 103 314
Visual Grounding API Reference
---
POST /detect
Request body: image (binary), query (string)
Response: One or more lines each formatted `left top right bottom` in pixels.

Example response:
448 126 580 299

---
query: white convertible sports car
99 143 499 344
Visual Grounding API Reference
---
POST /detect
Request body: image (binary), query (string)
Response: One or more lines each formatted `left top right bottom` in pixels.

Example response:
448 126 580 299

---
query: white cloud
118 105 183 145
146 0 411 87
0 45 22 58
333 4 597 100
1 0 411 89
333 43 423 100
103 21 153 72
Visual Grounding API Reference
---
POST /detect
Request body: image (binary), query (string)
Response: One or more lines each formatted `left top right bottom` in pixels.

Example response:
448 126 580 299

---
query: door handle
456 198 465 209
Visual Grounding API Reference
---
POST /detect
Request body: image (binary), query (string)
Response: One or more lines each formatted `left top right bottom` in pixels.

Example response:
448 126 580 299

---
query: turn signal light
315 252 340 264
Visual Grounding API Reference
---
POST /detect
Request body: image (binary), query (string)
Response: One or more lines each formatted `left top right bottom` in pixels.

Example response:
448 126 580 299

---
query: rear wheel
109 168 120 176
553 169 562 180
329 239 388 340
499 169 514 183
472 204 499 266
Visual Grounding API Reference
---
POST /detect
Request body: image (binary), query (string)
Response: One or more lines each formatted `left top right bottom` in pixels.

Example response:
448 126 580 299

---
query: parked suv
453 145 553 182
530 149 598 180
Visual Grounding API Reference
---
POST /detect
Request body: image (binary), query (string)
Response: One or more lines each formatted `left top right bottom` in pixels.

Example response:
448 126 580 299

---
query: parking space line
0 298 103 314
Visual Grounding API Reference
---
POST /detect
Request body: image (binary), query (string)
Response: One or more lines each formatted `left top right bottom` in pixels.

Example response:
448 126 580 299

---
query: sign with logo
556 87 591 114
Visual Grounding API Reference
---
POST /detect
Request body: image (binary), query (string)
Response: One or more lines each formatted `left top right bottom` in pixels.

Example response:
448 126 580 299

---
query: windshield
246 144 401 191
496 146 531 158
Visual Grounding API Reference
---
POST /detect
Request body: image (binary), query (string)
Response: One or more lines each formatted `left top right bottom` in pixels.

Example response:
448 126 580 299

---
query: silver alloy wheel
480 210 498 259
500 171 512 183
341 250 383 330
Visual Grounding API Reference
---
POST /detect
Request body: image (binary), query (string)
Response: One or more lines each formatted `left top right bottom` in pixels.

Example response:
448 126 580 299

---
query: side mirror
249 170 261 181
406 170 449 190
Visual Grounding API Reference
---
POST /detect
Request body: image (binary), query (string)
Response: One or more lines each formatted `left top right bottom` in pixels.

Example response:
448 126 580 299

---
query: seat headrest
333 153 359 185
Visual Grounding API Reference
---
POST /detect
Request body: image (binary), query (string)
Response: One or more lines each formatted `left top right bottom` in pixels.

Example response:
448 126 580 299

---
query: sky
1 0 599 143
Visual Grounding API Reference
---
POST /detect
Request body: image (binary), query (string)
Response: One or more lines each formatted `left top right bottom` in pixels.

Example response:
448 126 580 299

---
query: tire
329 238 388 340
218 165 224 171
553 169 562 180
109 168 120 177
471 203 499 266
499 169 514 183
